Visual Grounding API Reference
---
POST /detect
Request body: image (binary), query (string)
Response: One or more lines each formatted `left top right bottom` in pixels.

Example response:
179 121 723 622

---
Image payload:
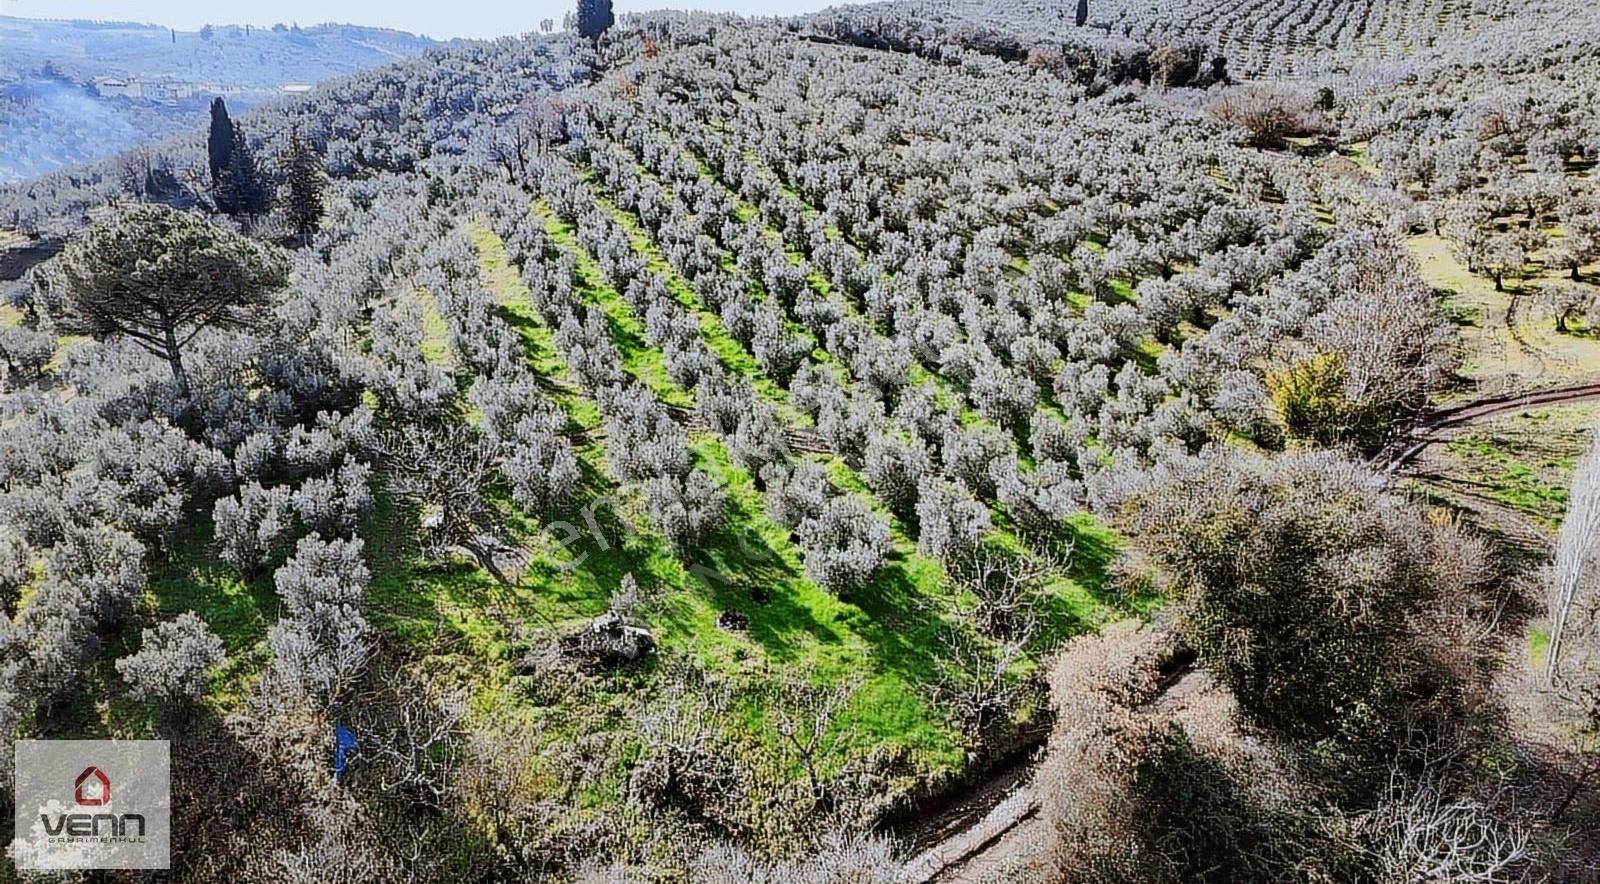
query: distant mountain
0 17 441 182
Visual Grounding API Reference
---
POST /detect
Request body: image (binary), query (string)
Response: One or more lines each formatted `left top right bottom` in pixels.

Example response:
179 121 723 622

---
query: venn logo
13 740 170 870
73 767 111 807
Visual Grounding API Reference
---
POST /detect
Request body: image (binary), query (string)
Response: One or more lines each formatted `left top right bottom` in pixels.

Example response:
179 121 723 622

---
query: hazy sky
0 0 839 40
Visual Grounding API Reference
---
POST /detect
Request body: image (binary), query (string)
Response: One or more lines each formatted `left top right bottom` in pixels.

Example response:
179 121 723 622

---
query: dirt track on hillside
1385 381 1600 474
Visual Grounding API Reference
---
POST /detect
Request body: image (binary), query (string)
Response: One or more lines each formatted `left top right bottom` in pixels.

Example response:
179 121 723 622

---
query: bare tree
951 543 1068 638
375 423 517 585
1547 419 1600 685
354 678 468 810
489 96 565 181
931 596 1037 742
1359 775 1531 882
770 671 862 803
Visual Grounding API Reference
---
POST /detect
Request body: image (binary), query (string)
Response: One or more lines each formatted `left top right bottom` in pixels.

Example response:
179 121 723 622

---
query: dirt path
902 785 1042 882
1384 381 1600 474
891 744 1044 882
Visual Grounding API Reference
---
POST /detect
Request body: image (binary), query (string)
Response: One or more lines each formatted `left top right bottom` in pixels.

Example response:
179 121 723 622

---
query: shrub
1209 85 1328 148
915 478 992 566
214 482 296 579
1267 352 1381 448
0 326 54 388
1114 449 1462 747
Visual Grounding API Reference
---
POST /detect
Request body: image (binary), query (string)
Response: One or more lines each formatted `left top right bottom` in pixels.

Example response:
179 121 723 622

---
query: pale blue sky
0 0 838 40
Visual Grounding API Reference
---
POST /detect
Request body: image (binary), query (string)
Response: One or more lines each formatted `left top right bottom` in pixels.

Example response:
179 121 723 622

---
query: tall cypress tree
207 97 234 187
1076 0 1089 27
576 0 615 42
218 126 268 217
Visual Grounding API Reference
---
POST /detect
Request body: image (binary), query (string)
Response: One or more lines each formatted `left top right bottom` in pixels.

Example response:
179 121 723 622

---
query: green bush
1268 352 1384 449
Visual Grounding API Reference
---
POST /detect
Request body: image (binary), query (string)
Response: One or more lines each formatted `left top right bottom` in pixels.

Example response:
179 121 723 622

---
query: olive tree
115 612 225 707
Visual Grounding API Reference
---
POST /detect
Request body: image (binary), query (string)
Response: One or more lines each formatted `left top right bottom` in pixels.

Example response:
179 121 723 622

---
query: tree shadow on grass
1062 513 1121 600
837 559 957 687
665 487 846 664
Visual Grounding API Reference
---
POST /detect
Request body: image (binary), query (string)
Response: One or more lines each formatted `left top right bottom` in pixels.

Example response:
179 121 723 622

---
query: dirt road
1385 381 1600 474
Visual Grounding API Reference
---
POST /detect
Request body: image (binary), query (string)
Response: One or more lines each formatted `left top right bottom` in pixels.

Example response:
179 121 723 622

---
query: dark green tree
280 127 325 243
41 205 288 400
1117 450 1463 749
207 97 234 186
217 125 269 216
1075 0 1089 27
577 0 615 42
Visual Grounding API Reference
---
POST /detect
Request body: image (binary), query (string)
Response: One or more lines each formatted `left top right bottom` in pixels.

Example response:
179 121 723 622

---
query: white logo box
13 739 171 870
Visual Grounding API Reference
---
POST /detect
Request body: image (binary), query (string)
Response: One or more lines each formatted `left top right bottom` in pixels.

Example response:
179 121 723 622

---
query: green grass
118 142 1138 843
1441 409 1593 527
1529 625 1550 669
535 202 694 410
415 288 454 367
1445 435 1571 526
45 172 1138 860
587 186 813 426
1341 141 1378 172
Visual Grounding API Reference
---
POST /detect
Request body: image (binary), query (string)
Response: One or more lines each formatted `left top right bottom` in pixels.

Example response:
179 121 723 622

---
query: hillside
0 16 439 182
1 1 1599 881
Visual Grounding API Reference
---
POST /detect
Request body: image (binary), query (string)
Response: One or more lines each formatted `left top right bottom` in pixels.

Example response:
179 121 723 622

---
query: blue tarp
333 725 357 778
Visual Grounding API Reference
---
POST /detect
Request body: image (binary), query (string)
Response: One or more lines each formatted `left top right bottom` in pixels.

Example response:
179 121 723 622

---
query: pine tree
1076 0 1090 27
281 127 324 242
40 204 288 400
577 0 615 42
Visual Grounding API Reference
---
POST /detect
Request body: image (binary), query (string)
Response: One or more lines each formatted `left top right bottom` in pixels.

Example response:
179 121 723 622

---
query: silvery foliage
915 478 992 567
761 461 830 530
0 326 54 389
471 372 580 516
0 528 28 611
214 481 296 579
863 431 931 518
292 458 374 537
797 497 891 593
644 469 726 552
16 523 146 691
116 613 226 705
267 534 371 706
600 385 690 483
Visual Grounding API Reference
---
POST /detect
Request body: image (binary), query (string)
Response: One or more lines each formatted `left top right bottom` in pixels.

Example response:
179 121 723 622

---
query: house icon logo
74 766 111 806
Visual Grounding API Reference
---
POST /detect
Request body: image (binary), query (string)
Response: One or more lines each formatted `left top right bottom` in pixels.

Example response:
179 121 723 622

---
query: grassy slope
112 164 1129 839
565 171 1134 704
465 219 970 773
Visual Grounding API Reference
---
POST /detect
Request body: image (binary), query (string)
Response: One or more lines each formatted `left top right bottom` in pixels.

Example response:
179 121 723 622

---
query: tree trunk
163 324 192 400
1551 758 1600 823
466 540 513 587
